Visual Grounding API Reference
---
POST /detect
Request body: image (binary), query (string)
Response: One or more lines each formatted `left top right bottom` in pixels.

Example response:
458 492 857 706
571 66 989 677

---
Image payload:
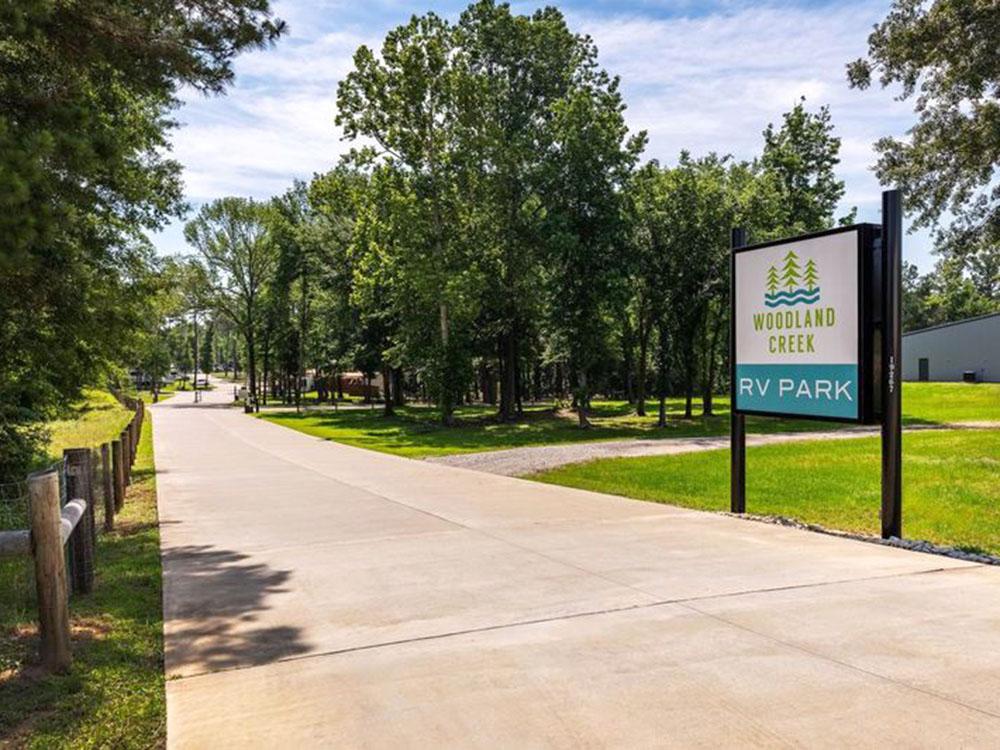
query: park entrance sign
729 190 904 540
733 226 873 422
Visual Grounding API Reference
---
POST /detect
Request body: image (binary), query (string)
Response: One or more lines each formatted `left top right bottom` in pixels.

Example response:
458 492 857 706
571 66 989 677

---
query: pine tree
803 258 819 290
766 265 780 295
781 250 801 291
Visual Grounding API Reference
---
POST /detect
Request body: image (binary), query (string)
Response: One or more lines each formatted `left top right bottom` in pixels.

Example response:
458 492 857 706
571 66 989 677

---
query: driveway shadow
162 544 312 675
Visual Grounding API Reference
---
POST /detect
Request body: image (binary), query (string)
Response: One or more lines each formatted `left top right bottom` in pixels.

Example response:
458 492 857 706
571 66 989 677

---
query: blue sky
152 0 938 271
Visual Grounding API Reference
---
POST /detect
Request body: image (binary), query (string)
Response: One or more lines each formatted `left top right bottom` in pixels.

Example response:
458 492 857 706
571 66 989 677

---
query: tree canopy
0 0 283 480
13 0 999 480
848 0 999 297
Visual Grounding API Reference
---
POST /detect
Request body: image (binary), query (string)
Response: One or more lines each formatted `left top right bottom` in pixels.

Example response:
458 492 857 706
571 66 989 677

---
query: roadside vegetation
534 429 1000 556
0 396 165 748
43 391 135 463
260 383 1000 458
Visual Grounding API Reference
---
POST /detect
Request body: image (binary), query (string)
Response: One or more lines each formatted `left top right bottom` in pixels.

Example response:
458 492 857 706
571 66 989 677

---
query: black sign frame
729 190 903 539
730 223 881 425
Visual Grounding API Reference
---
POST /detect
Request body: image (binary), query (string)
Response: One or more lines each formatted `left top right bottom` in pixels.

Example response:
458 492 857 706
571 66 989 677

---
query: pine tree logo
766 265 780 295
781 251 801 291
803 258 819 291
764 251 820 307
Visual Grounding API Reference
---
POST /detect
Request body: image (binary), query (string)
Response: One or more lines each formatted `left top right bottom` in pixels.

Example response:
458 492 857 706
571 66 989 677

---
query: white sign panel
734 229 861 419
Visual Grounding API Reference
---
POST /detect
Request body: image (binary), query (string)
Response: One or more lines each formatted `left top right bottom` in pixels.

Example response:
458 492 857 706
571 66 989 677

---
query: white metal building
902 312 1000 382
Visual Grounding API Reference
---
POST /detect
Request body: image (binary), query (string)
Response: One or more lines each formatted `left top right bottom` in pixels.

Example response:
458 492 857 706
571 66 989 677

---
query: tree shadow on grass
162 544 312 676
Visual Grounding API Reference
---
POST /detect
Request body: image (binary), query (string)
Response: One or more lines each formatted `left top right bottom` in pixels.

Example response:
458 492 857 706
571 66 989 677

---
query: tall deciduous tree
185 198 277 404
337 13 481 424
268 182 317 409
761 98 850 233
848 0 1000 287
308 164 366 400
544 77 645 427
0 0 283 479
455 1 581 422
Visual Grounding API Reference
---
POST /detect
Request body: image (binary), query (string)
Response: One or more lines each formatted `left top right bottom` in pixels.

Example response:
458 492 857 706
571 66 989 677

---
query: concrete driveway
152 386 1000 748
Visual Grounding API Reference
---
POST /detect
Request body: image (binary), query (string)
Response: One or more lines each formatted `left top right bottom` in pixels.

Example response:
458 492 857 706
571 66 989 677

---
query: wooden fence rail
0 400 144 673
0 528 30 558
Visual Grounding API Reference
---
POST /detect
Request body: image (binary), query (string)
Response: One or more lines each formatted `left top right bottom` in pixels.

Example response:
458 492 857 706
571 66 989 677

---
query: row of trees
4 0 996 481
0 0 284 481
179 2 852 427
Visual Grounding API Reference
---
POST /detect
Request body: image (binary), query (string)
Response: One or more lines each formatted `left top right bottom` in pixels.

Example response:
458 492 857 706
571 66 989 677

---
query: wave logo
765 250 820 307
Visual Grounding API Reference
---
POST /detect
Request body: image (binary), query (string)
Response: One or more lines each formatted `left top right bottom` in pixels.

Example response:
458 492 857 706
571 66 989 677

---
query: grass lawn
259 382 1000 458
898 382 1000 423
0 397 165 748
259 399 830 458
534 429 1000 555
44 390 134 463
255 391 364 409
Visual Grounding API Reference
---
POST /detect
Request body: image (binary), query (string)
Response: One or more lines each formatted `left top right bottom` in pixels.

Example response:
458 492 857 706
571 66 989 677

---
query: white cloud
153 0 936 269
569 2 935 266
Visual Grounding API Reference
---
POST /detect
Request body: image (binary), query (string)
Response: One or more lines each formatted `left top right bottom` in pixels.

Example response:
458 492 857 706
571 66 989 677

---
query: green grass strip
534 429 1000 556
0 406 165 748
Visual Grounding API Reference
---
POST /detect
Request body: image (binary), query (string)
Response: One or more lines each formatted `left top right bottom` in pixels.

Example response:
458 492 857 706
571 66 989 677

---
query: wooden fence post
121 429 131 487
89 449 99 544
112 439 125 512
64 449 95 595
29 471 72 673
101 443 114 531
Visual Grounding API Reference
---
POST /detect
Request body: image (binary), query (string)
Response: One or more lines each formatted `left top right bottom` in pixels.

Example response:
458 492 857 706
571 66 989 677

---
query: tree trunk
514 329 523 417
246 332 257 407
439 302 454 426
656 323 670 428
576 370 591 428
499 332 516 421
393 368 405 406
702 309 723 416
683 350 695 419
192 312 199 391
261 340 270 407
298 272 308 414
621 312 634 404
479 363 492 405
382 367 394 416
637 315 650 417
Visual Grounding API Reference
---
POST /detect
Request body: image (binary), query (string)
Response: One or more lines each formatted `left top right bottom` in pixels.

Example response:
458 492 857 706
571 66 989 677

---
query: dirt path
426 421 1000 476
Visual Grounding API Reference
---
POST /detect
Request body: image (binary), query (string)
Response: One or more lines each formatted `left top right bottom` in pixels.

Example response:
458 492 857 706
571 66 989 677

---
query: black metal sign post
729 191 903 533
881 189 903 538
730 227 747 514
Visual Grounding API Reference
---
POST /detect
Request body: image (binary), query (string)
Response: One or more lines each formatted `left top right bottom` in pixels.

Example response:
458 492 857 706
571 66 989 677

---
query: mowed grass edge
258 383 1000 459
0 403 165 748
533 429 1000 556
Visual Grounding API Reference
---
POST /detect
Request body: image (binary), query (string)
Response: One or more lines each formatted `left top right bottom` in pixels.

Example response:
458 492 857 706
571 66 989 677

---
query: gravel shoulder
425 421 1000 476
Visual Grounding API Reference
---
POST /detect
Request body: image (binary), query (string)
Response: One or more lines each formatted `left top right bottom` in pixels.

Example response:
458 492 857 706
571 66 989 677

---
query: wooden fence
0 399 145 673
